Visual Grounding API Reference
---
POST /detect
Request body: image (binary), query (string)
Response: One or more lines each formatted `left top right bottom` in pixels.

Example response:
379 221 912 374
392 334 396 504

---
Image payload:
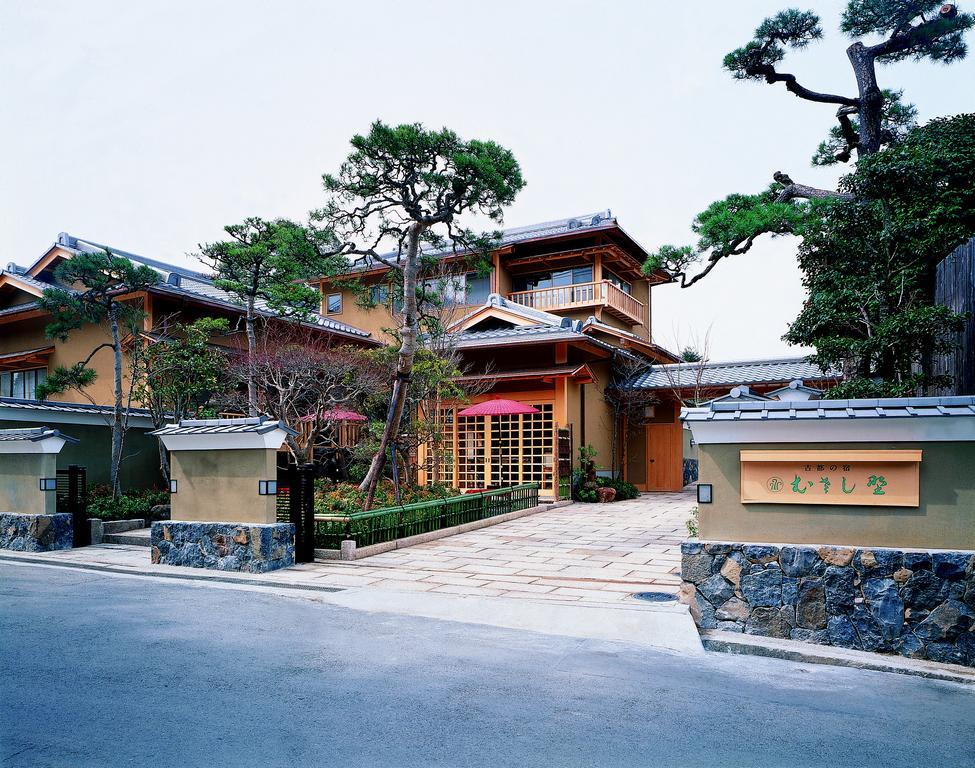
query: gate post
290 463 316 563
67 464 89 547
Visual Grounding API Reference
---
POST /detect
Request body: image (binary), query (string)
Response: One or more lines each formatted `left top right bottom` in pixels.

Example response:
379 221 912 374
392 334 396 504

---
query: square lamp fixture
169 479 178 494
697 483 713 504
258 480 278 496
39 478 57 492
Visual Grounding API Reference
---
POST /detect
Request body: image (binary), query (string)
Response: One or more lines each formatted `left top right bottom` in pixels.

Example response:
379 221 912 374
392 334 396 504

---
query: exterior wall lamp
39 478 57 491
697 483 713 504
258 480 278 496
169 479 178 494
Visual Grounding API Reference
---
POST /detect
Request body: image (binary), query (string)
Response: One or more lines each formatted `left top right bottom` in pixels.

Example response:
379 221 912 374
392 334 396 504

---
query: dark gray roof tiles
356 210 619 269
0 397 152 418
0 426 79 443
629 356 838 389
683 396 975 422
150 416 297 436
16 235 372 340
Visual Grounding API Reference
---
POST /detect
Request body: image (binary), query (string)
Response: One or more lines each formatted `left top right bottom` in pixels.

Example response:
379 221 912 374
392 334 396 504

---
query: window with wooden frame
0 368 47 400
325 293 343 315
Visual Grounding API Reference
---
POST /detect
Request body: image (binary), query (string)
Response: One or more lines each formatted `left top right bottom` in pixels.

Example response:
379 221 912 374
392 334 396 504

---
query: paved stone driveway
302 491 695 604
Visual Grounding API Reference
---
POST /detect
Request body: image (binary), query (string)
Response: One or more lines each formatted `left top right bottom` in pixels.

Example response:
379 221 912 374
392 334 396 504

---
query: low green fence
314 483 540 550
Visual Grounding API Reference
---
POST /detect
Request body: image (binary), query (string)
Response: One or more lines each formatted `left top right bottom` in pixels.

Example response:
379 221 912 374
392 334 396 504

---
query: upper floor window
465 272 491 304
604 269 632 295
325 293 343 315
513 266 593 292
369 284 389 306
0 368 47 400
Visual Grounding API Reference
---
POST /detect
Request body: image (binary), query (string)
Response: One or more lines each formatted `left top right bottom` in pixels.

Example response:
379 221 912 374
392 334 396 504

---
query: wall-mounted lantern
39 477 57 492
169 479 178 494
258 480 278 496
697 483 713 504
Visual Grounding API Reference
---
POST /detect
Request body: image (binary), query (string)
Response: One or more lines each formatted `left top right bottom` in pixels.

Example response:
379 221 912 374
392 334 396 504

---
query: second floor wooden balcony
506 280 645 325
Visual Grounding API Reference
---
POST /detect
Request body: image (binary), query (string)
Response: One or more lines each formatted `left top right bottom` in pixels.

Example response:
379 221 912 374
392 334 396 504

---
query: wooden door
645 421 683 491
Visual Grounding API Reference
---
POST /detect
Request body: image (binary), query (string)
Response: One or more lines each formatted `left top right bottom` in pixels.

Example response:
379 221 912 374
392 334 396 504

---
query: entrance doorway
645 421 683 491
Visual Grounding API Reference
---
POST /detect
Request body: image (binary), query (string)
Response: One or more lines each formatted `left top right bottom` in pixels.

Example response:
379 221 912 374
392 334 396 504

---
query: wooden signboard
740 450 921 507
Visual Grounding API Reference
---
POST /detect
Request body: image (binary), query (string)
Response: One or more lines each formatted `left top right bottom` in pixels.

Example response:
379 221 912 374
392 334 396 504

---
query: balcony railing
507 280 645 325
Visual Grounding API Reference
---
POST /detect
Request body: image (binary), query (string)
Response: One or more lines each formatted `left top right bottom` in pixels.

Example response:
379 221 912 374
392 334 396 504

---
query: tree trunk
157 431 170 484
359 223 424 509
847 42 884 156
109 305 124 499
246 296 258 416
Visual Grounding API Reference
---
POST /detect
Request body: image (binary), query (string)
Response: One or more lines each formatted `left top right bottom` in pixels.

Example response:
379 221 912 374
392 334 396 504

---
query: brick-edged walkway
301 491 694 603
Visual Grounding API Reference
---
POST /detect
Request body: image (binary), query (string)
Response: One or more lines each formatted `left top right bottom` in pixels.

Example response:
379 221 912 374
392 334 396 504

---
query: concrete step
102 528 151 547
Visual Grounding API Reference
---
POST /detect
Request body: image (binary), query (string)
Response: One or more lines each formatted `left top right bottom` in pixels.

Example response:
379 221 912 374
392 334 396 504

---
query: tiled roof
682 395 975 422
0 270 67 295
628 356 838 390
150 416 296 436
0 396 153 418
0 426 79 443
19 235 373 341
355 210 620 270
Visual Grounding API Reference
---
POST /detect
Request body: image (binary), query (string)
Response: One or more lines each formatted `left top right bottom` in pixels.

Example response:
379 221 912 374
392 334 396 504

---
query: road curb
0 552 344 595
701 630 975 685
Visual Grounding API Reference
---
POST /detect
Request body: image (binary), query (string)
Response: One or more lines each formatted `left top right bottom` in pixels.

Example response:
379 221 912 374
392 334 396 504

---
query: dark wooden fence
934 238 975 396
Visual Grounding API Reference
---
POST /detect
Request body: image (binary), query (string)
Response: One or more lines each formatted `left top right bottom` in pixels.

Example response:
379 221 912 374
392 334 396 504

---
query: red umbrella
299 407 368 422
457 398 540 417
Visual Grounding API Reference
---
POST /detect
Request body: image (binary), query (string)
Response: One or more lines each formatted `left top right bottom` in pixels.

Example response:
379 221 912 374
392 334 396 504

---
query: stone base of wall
0 513 72 551
681 541 975 668
151 522 295 573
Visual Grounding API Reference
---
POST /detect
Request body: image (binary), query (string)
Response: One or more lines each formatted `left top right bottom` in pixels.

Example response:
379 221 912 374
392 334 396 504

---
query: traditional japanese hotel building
2 216 839 496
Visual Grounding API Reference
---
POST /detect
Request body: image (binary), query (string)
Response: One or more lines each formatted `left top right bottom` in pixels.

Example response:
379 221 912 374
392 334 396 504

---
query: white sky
2 1 972 360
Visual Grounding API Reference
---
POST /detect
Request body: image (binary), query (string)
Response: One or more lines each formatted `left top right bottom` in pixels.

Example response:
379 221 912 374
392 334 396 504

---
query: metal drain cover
631 591 676 603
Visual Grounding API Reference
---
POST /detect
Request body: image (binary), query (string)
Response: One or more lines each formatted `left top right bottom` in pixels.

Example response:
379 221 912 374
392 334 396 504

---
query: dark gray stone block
780 546 820 578
0 513 72 552
741 567 782 607
151 522 295 573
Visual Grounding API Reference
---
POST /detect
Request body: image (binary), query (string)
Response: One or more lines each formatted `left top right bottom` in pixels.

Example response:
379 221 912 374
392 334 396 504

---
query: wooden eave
454 363 597 386
582 325 680 363
0 346 55 371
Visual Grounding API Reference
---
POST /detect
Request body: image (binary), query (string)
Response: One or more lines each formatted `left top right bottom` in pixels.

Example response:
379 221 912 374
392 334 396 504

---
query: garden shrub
597 477 639 501
314 479 460 515
87 485 169 522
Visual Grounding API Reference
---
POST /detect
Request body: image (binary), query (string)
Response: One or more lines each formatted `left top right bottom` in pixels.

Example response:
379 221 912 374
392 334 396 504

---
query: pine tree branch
746 64 860 106
772 172 854 202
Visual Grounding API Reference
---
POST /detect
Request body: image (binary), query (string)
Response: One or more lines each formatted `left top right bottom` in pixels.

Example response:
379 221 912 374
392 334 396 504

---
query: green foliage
133 317 230 423
724 9 822 78
679 347 704 363
645 186 810 285
320 121 525 229
786 114 975 394
686 506 699 538
812 89 917 166
313 479 460 516
199 217 340 320
572 445 599 502
87 485 169 522
597 477 640 501
38 249 159 342
841 0 974 62
35 363 97 401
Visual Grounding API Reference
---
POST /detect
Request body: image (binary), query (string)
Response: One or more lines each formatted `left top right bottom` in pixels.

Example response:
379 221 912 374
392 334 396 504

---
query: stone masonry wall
0 513 72 551
680 541 975 668
151 521 295 573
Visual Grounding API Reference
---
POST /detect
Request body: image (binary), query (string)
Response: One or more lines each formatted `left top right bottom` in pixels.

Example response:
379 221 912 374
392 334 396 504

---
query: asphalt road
2 562 974 768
